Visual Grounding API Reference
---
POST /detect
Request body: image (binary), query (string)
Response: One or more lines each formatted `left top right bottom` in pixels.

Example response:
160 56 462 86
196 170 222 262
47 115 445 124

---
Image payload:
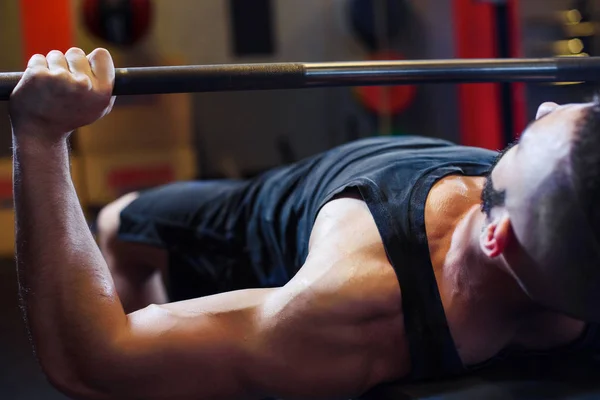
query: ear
480 214 512 258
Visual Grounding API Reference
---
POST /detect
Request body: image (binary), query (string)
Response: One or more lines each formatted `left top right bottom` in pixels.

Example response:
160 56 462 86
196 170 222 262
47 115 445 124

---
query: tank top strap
403 167 469 379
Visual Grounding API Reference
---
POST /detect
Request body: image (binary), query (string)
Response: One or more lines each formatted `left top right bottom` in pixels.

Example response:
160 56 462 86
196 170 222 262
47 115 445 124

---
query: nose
536 102 559 120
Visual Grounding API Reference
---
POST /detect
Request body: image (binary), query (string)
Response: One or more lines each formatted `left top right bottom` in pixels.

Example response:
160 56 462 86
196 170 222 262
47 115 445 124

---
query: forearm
13 132 126 383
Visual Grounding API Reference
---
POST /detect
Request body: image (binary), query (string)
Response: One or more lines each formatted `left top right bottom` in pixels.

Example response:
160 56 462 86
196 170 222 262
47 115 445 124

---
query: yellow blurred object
564 9 583 25
567 38 584 54
553 39 585 55
81 148 197 206
564 22 597 37
75 92 194 154
0 156 85 258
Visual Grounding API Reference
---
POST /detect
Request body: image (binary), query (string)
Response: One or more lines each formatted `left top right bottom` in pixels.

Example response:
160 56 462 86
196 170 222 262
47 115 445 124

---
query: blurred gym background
0 0 599 398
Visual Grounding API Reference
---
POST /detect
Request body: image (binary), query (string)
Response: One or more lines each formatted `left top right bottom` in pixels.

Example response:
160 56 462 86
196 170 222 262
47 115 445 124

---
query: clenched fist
9 47 115 144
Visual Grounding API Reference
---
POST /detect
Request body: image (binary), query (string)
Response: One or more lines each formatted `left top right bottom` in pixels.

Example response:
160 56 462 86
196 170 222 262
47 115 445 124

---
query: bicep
95 289 273 400
98 277 404 400
108 285 403 400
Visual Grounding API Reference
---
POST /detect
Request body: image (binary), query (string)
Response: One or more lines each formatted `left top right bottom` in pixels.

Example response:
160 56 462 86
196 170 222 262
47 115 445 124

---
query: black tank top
244 136 496 380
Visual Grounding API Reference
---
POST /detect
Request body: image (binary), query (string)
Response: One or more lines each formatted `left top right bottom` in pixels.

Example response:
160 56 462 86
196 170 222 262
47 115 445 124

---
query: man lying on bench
9 47 600 400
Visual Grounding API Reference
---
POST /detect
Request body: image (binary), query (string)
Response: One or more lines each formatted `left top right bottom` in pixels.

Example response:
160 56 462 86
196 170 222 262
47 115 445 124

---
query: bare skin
96 192 169 312
425 175 585 363
10 47 590 400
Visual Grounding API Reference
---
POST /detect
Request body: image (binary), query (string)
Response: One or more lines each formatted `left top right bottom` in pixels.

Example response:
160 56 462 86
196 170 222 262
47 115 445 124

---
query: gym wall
519 0 599 118
184 0 462 177
71 0 463 178
1 0 465 180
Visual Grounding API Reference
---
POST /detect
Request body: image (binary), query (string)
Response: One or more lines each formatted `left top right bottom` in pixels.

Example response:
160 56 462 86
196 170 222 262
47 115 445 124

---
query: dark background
2 0 600 399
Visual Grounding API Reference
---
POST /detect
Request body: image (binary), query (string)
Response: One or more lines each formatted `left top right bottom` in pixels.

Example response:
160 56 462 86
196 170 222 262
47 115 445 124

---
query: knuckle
46 50 64 58
50 69 71 81
26 66 50 77
65 47 87 61
73 75 93 91
89 47 110 60
94 47 109 56
66 47 85 56
24 68 51 84
29 53 45 62
27 54 47 69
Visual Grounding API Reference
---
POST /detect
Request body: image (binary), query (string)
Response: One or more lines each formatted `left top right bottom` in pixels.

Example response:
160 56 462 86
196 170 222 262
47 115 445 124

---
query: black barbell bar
2 57 600 100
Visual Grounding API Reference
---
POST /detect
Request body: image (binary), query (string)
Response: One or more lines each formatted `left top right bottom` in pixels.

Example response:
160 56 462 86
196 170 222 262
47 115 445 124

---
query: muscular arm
12 48 406 400
14 137 272 396
15 140 406 399
14 137 127 393
13 136 270 398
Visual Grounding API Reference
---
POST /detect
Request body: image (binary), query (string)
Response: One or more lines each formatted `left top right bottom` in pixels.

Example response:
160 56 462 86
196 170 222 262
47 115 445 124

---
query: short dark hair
570 97 600 243
481 141 518 218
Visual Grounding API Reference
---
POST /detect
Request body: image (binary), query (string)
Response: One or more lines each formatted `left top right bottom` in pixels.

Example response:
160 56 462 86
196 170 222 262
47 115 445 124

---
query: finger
46 50 69 73
102 96 117 118
87 48 115 84
27 54 48 70
65 47 92 77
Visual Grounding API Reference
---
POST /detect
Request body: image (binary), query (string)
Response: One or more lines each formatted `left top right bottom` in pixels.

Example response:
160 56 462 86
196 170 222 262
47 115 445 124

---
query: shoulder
309 190 388 267
299 190 403 323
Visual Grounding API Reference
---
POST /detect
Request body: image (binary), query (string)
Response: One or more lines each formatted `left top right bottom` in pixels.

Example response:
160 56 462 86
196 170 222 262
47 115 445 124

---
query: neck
442 205 533 319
